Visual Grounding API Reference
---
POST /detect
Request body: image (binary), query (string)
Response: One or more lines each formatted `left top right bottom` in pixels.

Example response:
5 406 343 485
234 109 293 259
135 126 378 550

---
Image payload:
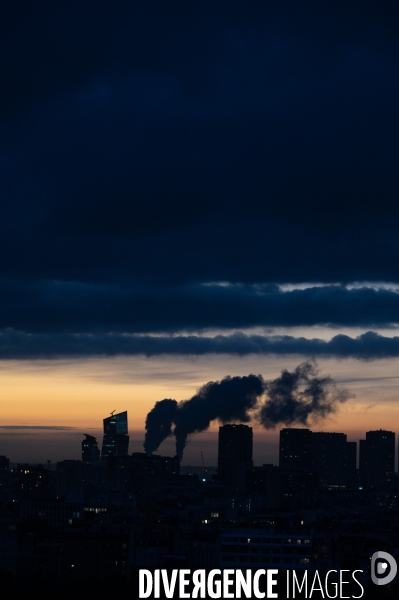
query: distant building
106 452 179 495
280 428 358 490
130 452 180 478
279 428 313 471
101 411 129 461
346 441 358 487
359 439 367 482
0 455 9 489
218 424 253 492
312 432 348 488
248 464 281 508
359 430 395 490
113 452 179 480
12 464 50 499
56 460 87 501
0 456 9 474
278 429 319 507
82 434 100 463
280 469 319 509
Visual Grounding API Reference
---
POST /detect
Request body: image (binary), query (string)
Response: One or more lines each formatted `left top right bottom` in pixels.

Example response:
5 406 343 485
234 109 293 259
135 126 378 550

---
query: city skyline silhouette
2 0 399 591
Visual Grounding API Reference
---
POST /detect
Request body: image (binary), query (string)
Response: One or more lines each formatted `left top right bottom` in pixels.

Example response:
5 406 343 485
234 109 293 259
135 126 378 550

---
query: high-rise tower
218 424 253 491
359 430 395 489
312 432 348 488
279 428 313 471
101 411 129 461
82 434 100 463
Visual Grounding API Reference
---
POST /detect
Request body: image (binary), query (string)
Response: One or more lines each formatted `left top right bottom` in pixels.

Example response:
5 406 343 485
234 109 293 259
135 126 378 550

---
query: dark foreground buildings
312 432 352 488
0 418 398 592
279 428 313 471
359 429 395 489
218 424 253 491
279 428 358 488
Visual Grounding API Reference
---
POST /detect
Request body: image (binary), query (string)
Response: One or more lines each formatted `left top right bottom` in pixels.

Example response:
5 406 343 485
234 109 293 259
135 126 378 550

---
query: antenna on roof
110 409 116 416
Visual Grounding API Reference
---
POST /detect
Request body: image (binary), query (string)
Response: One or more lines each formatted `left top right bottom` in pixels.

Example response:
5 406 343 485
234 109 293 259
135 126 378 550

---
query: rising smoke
143 375 263 457
173 374 264 460
258 361 351 428
143 361 351 460
143 398 177 456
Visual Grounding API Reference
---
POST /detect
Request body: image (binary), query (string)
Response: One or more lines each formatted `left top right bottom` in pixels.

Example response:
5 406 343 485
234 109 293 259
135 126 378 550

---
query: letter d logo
371 551 397 585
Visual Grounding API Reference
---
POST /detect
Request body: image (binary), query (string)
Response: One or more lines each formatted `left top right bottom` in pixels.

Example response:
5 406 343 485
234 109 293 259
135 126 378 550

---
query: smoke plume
173 374 264 460
143 361 351 460
143 398 177 456
143 374 264 459
258 361 351 428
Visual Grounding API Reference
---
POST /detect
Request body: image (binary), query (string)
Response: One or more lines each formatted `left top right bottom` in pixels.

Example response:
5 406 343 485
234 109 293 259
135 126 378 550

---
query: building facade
82 434 100 463
359 430 395 490
101 411 129 461
279 428 313 472
218 424 253 492
312 432 348 488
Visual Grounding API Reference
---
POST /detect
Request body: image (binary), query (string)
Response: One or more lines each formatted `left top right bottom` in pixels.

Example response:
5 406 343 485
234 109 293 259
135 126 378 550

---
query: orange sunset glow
1 355 399 465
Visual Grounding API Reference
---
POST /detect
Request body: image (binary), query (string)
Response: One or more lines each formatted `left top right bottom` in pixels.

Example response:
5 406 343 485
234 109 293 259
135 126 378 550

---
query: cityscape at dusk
2 0 399 594
1 356 399 466
1 2 399 464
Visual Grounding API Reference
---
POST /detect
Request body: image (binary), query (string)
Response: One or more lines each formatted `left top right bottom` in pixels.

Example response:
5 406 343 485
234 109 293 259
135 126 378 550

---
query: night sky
1 1 399 464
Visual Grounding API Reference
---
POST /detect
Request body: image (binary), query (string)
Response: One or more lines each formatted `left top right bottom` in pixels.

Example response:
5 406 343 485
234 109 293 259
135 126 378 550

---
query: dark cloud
1 282 399 334
1 329 399 360
0 2 399 287
0 426 75 430
1 2 399 352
